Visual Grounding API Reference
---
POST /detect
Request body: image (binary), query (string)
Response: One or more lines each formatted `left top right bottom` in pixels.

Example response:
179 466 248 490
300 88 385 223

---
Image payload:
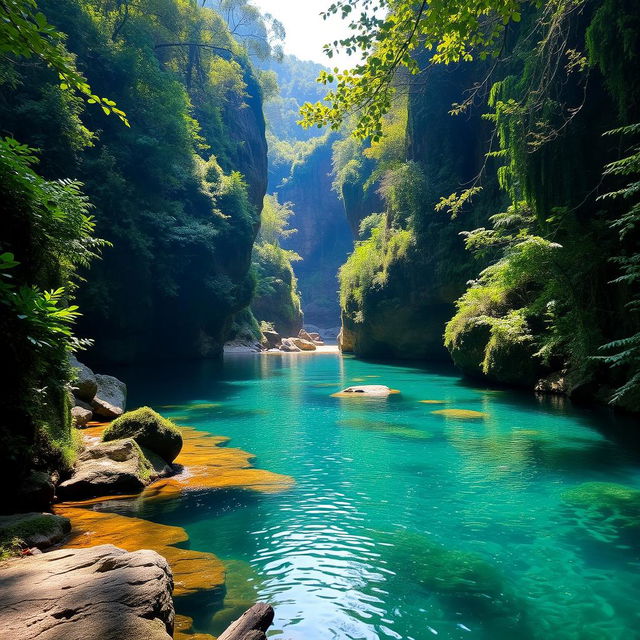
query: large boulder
68 356 98 402
262 330 281 348
103 407 182 464
0 512 70 550
92 374 127 419
57 439 154 500
0 544 174 640
291 337 316 351
279 338 301 352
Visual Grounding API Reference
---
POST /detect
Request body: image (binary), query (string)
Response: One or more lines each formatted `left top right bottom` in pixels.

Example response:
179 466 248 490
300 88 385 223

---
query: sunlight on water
107 353 640 640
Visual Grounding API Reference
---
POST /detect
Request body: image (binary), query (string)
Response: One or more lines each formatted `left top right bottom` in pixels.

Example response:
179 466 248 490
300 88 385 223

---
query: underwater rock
0 544 174 640
561 482 640 542
92 374 127 418
58 439 154 499
68 356 98 402
0 512 70 550
432 408 487 419
332 384 399 397
103 406 183 463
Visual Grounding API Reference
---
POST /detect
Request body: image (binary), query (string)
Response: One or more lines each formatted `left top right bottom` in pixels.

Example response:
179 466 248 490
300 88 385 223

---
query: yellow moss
55 507 225 597
432 409 487 419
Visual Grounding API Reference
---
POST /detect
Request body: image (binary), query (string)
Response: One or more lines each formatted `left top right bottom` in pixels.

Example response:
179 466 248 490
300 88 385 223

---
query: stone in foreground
57 438 154 499
332 385 399 398
0 544 174 640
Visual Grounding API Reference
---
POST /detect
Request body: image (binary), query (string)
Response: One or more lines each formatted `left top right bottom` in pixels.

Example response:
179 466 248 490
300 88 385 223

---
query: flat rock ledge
0 544 174 640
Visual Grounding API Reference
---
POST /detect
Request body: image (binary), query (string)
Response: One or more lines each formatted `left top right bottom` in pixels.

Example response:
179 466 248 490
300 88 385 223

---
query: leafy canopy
299 0 528 139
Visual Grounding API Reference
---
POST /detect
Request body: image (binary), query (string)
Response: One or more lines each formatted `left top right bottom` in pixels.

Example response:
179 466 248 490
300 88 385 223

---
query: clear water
105 353 640 640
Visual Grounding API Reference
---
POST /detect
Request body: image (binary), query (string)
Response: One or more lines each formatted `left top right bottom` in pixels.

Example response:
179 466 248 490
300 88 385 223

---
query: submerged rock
92 374 127 418
68 356 98 402
561 482 640 542
0 512 70 550
58 438 154 499
103 406 183 463
431 408 487 419
0 544 174 640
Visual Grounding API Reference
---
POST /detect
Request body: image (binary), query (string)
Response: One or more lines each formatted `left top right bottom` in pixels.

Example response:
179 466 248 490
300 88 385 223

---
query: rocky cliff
276 137 353 328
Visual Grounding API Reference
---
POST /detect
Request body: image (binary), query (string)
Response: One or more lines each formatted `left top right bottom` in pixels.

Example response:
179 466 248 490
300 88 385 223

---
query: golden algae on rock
55 507 226 597
432 409 487 419
419 400 446 404
174 615 216 640
141 426 294 500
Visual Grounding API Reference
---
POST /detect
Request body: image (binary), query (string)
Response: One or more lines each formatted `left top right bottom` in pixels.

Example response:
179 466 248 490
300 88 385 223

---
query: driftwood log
218 603 275 640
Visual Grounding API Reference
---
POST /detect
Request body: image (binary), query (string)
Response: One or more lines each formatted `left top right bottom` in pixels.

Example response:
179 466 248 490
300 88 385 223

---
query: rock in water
0 544 174 640
103 407 183 464
218 603 275 640
332 385 398 397
68 356 98 402
57 439 154 499
92 374 127 418
0 512 70 550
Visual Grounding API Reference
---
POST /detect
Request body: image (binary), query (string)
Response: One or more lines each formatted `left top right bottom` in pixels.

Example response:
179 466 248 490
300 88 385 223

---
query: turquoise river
103 351 640 640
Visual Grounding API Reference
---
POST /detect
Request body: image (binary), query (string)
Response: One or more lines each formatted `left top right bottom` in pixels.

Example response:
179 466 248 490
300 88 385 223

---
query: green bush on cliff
251 194 303 335
103 407 183 464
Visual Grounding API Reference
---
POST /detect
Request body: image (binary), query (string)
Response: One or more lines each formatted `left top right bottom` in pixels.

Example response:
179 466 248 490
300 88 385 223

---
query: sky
251 0 361 69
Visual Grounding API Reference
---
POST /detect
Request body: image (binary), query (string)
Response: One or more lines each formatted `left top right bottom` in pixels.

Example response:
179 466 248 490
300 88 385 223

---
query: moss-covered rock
0 512 70 553
57 439 155 499
103 407 183 463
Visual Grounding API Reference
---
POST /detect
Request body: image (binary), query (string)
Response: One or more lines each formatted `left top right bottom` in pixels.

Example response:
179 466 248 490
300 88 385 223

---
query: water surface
109 353 640 640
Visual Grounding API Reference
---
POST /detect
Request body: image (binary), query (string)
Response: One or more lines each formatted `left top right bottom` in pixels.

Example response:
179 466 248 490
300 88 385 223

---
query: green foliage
299 0 528 139
0 136 105 481
251 194 302 335
595 123 640 407
0 0 127 123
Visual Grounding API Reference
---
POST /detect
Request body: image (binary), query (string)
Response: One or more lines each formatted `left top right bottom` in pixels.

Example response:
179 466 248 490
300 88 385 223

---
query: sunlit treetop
0 0 128 125
299 0 534 140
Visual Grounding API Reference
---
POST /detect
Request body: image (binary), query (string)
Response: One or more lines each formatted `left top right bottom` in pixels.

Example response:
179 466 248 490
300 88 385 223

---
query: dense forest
1 1 640 638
